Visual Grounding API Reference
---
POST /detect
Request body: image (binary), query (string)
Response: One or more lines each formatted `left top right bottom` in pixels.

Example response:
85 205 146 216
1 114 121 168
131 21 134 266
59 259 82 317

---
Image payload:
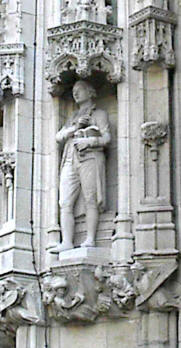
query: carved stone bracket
129 6 177 70
0 278 41 336
45 21 123 94
0 43 25 96
42 257 181 323
42 264 135 323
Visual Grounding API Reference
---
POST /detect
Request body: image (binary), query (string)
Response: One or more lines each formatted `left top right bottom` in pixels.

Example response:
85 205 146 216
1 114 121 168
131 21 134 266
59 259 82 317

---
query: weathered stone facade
0 0 181 348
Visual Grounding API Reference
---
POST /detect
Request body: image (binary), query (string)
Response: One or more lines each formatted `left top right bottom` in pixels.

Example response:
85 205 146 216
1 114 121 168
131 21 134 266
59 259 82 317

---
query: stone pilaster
134 66 177 262
0 0 36 276
128 0 177 265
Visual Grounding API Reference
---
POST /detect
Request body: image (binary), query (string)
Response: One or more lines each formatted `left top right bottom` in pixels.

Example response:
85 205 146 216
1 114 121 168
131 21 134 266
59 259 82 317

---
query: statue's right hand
66 125 77 138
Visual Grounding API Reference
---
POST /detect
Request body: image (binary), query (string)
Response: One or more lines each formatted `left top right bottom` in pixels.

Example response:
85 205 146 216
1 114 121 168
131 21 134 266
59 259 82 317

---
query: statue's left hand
74 138 89 152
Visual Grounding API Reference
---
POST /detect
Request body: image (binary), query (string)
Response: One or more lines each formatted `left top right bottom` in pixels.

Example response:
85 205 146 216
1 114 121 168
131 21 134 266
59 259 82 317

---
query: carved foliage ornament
141 121 167 147
141 121 167 164
0 43 25 96
129 6 176 70
45 21 123 94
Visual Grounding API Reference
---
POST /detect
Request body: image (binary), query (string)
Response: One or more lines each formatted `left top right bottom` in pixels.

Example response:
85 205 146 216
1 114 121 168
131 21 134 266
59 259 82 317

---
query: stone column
172 2 181 346
45 96 61 268
112 0 133 263
135 67 176 258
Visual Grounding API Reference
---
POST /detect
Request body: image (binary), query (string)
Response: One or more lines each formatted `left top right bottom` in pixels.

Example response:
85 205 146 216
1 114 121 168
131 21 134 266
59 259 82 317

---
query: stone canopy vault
0 1 181 348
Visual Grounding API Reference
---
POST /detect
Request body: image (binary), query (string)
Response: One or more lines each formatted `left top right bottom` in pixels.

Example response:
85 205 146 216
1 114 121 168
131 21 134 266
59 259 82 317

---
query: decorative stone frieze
42 264 135 323
129 5 177 70
0 43 25 96
45 21 123 94
0 278 40 335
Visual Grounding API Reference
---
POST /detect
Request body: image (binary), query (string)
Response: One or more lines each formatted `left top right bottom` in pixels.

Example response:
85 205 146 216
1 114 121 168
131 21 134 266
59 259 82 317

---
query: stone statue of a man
52 80 111 252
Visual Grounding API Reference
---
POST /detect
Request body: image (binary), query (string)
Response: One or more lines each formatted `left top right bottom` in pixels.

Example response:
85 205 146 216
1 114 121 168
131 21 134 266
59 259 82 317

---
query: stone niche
46 0 121 263
47 76 118 255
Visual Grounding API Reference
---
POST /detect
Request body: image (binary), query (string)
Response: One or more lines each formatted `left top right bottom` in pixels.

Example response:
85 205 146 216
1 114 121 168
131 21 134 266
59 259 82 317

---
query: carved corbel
0 278 41 336
0 43 25 97
42 265 136 323
129 3 177 70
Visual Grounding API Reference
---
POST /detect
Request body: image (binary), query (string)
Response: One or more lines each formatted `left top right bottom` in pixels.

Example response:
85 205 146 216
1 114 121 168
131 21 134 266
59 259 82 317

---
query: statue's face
73 83 91 104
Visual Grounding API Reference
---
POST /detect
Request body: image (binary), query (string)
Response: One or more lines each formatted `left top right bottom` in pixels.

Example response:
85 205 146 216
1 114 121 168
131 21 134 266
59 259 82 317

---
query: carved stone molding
42 264 135 323
129 6 176 70
0 278 40 335
45 21 123 94
0 43 25 96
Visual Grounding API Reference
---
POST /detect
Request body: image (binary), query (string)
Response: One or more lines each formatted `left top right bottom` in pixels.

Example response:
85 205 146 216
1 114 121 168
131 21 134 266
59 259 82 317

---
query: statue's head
52 276 68 298
73 80 97 105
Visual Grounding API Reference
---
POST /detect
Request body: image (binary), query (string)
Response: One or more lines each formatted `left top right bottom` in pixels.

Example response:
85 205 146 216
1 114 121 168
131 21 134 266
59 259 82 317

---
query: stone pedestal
58 247 111 265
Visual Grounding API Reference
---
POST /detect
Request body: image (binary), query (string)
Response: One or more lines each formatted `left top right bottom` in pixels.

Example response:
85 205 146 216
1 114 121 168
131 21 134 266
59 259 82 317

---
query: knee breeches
59 160 98 211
